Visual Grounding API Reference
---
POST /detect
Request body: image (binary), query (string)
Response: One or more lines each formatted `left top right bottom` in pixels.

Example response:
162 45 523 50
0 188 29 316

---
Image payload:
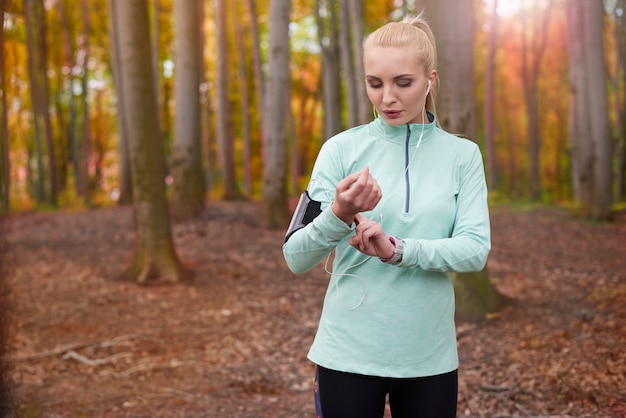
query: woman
283 15 490 418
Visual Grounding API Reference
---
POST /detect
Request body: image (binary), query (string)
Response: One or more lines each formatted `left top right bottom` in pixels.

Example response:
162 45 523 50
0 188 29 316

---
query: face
364 45 435 126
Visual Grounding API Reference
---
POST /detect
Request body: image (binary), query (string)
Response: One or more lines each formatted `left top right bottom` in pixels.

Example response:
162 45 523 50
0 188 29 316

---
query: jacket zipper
404 124 411 213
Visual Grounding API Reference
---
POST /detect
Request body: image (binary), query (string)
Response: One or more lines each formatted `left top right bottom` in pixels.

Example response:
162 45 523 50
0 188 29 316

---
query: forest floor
2 201 626 418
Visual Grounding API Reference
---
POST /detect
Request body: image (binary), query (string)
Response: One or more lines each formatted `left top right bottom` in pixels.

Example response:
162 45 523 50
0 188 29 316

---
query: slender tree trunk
107 0 133 204
616 0 626 201
426 0 475 136
261 0 291 227
484 0 498 191
521 1 551 201
171 0 206 219
348 0 369 125
56 0 81 198
339 0 357 128
80 0 90 202
0 0 9 212
109 0 183 283
215 0 242 199
316 0 342 140
246 0 266 154
583 0 612 219
234 21 252 197
24 0 59 206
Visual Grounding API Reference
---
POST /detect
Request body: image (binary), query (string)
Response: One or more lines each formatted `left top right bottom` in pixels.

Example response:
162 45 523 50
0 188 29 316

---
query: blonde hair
363 15 438 115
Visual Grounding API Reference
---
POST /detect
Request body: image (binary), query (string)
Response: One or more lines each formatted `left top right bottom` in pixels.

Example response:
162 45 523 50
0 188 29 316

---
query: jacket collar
371 111 436 145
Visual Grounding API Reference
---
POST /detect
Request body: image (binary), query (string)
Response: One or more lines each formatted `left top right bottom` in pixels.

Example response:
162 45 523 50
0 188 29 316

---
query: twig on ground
61 350 132 366
9 333 162 362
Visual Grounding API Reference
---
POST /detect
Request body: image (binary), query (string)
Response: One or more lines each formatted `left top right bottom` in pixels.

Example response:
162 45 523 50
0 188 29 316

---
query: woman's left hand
348 214 395 259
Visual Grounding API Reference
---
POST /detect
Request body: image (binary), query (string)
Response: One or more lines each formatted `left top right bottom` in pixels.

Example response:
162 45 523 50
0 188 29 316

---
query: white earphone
426 79 431 96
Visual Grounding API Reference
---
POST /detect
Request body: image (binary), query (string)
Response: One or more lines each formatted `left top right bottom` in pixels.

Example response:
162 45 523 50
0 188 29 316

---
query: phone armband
284 190 322 243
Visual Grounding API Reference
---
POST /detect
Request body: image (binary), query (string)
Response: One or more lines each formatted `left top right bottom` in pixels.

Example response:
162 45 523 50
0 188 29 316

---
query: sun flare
485 0 523 18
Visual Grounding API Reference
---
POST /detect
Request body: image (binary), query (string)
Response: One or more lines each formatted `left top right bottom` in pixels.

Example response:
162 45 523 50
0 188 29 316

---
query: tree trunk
247 0 266 156
109 0 183 284
215 0 242 200
348 0 369 125
520 1 552 201
316 0 342 140
56 0 81 198
107 0 133 205
79 0 91 203
614 0 626 202
424 0 501 321
0 0 9 212
484 0 498 191
261 0 291 228
234 20 252 197
24 0 59 207
339 0 358 128
583 1 612 220
426 0 475 137
171 0 206 219
566 0 612 220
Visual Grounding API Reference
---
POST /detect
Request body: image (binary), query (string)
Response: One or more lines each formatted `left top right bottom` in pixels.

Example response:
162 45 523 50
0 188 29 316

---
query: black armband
284 190 322 243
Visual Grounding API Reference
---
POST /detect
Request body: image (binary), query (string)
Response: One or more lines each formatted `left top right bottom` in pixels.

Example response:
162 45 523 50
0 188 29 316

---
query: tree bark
582 1 612 219
171 0 206 219
520 0 552 201
426 0 475 137
109 0 183 284
316 0 342 140
348 0 369 125
261 0 291 228
107 0 133 205
24 0 59 206
0 0 9 212
484 0 498 191
215 0 242 200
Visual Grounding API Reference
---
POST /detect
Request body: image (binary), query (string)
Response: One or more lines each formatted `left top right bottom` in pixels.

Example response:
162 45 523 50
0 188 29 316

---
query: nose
382 86 396 105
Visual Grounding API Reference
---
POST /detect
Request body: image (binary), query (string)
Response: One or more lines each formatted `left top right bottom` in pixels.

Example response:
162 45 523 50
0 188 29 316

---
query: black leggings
314 366 457 418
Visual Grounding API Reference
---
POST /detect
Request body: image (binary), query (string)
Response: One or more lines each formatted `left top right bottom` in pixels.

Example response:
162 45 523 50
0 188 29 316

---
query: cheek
366 89 381 105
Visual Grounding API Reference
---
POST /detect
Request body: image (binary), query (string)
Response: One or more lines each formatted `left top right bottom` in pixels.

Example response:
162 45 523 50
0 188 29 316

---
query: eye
368 82 382 89
397 80 412 88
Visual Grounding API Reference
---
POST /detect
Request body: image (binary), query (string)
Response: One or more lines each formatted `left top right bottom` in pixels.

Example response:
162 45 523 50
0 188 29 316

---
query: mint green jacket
283 115 491 378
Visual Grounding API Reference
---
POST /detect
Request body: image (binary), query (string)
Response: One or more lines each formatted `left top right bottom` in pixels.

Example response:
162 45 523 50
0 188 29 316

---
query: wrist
380 236 403 264
331 201 356 225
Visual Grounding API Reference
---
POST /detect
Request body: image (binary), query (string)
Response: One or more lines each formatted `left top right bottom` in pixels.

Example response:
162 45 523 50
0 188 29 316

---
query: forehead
364 45 424 77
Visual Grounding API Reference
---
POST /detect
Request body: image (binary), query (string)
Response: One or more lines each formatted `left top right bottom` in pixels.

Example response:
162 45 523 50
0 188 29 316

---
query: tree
0 0 9 212
426 0 475 137
484 0 499 191
24 0 60 206
613 0 626 201
108 0 183 283
425 0 501 321
108 0 132 205
261 0 291 228
520 0 552 201
215 0 242 200
170 0 206 219
566 0 613 219
316 0 342 140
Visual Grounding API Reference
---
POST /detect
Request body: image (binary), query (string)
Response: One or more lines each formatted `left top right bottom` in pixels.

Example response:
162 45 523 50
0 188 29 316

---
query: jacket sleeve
282 141 355 274
401 145 491 272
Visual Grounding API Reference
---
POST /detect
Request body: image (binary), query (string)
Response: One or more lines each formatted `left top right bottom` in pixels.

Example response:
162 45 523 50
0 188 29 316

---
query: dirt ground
2 201 626 417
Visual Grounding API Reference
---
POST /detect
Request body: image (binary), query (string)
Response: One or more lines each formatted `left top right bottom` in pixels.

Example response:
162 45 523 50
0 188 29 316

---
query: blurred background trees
0 0 624 222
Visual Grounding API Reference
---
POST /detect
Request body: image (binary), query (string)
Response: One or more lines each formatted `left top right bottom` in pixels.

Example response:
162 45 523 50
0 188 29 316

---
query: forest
0 0 625 417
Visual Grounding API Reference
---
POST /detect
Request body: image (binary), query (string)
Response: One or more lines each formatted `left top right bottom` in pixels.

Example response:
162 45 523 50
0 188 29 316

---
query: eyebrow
366 74 415 81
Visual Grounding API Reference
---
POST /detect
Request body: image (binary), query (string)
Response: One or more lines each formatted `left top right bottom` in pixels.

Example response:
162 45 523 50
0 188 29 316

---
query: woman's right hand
331 166 382 225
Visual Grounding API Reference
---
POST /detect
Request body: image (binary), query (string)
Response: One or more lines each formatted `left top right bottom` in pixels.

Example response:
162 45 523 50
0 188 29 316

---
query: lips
383 110 402 119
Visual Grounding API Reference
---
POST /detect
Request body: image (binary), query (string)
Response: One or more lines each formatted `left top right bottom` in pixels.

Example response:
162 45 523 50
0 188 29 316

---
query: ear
427 71 437 92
